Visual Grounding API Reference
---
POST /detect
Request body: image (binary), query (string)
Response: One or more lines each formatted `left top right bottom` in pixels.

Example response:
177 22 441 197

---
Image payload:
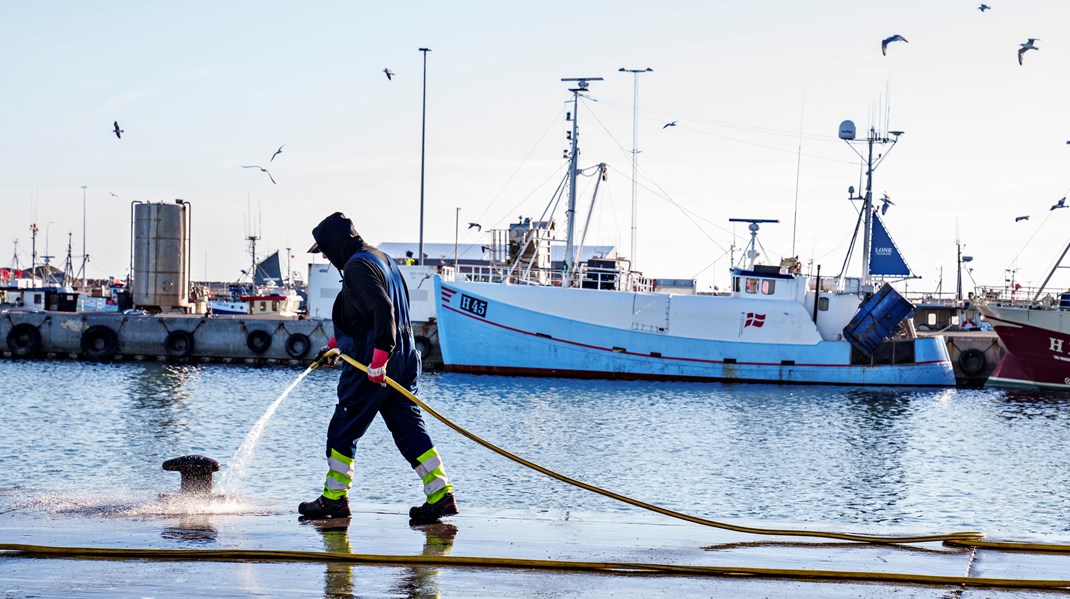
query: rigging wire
467 107 568 235
588 95 855 165
1004 183 1070 276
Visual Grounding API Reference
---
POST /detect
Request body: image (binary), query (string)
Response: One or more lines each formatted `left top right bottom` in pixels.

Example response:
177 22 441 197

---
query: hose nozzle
310 347 341 370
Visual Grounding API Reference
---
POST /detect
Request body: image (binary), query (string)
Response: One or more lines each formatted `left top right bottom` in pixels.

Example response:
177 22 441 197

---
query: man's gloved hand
368 348 389 386
312 337 339 368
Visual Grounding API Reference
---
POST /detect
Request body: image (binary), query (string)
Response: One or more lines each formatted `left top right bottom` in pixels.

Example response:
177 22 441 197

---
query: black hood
311 212 371 270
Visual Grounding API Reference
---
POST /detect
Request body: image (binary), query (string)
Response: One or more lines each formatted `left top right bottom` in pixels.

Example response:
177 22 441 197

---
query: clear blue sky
3 1 1069 295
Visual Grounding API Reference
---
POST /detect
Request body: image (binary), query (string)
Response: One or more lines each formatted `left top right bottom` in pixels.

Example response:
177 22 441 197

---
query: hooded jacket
310 212 410 355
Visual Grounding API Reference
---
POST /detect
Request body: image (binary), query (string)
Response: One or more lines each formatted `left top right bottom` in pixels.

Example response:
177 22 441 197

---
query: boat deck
2 491 1068 597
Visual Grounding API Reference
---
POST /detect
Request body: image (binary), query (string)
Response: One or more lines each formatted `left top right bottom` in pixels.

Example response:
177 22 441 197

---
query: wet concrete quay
2 489 1069 598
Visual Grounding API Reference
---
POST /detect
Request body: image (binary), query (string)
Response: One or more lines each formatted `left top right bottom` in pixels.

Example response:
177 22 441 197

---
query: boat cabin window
738 276 777 295
272 301 279 311
259 301 267 311
818 297 829 311
927 313 937 326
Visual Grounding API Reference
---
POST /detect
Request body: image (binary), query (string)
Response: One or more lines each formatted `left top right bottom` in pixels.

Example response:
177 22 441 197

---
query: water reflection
160 514 218 544
302 518 458 599
123 363 201 442
394 523 458 599
303 518 354 598
998 390 1070 421
839 389 912 521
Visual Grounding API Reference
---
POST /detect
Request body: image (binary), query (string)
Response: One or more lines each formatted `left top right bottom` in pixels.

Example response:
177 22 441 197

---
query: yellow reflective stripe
325 476 350 491
416 447 440 465
420 466 446 485
330 449 354 465
325 448 355 498
423 477 447 496
322 486 347 500
416 447 450 500
427 483 453 504
328 457 354 479
414 455 442 477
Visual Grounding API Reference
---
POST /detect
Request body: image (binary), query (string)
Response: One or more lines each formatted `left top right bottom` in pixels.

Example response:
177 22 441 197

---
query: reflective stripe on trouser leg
323 448 354 500
415 447 452 503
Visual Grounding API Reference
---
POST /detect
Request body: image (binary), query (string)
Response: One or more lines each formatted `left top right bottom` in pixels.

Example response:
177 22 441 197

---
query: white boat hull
435 278 955 386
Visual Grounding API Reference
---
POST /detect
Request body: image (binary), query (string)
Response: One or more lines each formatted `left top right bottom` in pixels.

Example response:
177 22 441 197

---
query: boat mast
838 121 902 287
560 76 602 288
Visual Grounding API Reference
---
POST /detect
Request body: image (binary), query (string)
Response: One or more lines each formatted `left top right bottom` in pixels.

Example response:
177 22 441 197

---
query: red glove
368 348 389 386
327 337 338 349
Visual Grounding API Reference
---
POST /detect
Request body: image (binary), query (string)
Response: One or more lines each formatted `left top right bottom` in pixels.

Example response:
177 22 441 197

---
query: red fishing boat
979 239 1070 391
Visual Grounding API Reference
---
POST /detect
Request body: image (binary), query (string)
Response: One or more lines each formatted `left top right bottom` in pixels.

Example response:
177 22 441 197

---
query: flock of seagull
882 4 1041 65
108 5 1055 209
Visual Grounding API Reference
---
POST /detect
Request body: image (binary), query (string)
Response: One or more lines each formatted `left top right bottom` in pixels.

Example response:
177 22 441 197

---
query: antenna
560 77 603 92
728 218 779 270
559 76 603 287
838 119 903 286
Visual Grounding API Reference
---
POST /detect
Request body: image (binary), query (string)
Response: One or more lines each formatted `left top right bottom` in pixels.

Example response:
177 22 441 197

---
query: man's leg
379 388 457 524
299 362 388 518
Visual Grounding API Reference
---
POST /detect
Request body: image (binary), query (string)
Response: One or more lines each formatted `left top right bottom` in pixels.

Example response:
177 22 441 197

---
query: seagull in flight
880 193 895 215
662 121 678 129
978 4 990 11
383 68 395 80
112 121 124 139
1019 39 1039 65
109 192 119 198
1015 215 1029 222
241 165 276 184
467 222 482 231
270 144 285 162
881 35 908 56
1051 196 1066 211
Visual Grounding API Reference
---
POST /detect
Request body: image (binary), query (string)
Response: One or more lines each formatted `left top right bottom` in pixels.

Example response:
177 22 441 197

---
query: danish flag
744 312 766 328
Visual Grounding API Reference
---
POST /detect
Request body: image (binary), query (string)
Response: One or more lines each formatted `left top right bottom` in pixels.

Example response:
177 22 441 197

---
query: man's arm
343 259 397 354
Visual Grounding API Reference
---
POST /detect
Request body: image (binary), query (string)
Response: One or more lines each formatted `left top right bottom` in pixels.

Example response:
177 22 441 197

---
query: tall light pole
418 47 431 267
619 67 652 270
81 185 87 289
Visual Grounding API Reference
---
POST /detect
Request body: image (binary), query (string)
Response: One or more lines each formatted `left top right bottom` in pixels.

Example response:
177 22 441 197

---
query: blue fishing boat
434 81 954 386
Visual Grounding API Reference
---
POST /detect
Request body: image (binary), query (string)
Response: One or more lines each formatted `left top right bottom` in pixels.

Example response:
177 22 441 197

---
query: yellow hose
334 351 984 545
2 543 1068 589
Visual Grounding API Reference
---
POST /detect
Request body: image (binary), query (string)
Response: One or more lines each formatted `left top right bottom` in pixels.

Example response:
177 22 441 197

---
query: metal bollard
162 455 221 495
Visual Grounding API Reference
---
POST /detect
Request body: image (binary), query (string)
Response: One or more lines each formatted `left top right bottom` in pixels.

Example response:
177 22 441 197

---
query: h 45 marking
459 294 488 317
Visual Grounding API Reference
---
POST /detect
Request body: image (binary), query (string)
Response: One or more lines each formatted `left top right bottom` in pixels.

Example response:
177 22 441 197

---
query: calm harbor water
2 359 1069 538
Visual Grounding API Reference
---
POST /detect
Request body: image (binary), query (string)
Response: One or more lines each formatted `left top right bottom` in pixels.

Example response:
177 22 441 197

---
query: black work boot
409 492 458 525
298 495 351 519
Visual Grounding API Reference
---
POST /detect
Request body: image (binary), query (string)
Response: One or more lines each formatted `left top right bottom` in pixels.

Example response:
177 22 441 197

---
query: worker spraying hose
300 212 458 525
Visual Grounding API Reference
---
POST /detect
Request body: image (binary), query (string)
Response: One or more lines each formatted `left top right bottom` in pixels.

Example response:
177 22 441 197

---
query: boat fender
284 333 311 359
81 325 118 361
246 329 272 354
6 323 42 357
414 335 431 358
957 348 987 377
164 330 196 358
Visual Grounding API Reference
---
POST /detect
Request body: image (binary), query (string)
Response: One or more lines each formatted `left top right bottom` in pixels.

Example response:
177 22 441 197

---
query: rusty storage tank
132 200 191 312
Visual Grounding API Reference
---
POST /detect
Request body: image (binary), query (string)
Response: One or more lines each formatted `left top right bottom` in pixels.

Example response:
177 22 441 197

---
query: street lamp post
619 67 652 270
418 47 431 267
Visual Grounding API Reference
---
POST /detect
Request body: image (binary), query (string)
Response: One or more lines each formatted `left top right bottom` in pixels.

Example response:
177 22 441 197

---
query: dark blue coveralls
320 250 451 504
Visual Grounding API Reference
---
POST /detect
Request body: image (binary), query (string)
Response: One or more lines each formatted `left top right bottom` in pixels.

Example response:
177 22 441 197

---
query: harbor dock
3 491 1068 597
3 308 1000 385
0 310 443 368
